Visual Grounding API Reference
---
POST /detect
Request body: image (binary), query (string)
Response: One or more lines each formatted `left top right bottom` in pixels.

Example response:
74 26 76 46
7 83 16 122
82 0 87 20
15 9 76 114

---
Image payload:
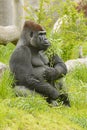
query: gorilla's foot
50 100 58 107
59 94 71 107
46 98 58 107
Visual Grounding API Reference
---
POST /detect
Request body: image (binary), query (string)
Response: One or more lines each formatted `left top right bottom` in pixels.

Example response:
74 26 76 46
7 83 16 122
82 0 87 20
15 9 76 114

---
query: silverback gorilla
9 21 70 106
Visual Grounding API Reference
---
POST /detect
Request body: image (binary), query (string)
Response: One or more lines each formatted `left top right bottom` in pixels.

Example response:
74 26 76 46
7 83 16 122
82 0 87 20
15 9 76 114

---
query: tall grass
0 43 15 64
0 43 87 129
0 70 15 99
66 65 87 107
0 65 86 129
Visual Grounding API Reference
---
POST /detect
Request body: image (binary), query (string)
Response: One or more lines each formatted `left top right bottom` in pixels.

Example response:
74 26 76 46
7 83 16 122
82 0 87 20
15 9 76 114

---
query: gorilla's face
30 31 50 50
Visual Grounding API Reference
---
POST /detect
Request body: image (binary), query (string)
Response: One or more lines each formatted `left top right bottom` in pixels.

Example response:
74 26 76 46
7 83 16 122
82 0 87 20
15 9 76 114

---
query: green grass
0 71 87 130
0 43 15 64
0 44 87 130
0 101 85 130
83 43 87 56
0 70 15 99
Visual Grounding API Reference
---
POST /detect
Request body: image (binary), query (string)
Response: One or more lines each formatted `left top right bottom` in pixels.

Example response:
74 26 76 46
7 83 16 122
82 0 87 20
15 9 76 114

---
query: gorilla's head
22 21 50 51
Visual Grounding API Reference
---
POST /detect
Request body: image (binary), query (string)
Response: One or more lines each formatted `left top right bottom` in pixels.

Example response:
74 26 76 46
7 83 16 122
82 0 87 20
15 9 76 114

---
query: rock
65 57 87 72
0 25 20 45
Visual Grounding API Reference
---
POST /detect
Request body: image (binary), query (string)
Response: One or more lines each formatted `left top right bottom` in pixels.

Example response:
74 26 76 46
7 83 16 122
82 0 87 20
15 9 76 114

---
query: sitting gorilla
9 21 70 106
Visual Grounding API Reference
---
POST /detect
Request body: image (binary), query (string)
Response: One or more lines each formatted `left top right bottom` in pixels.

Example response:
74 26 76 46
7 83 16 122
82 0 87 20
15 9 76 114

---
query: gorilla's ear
30 31 33 38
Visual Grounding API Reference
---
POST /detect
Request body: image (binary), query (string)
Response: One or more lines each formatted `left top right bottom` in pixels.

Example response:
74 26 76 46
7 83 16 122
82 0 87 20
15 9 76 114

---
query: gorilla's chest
31 52 49 80
31 52 49 67
31 55 44 66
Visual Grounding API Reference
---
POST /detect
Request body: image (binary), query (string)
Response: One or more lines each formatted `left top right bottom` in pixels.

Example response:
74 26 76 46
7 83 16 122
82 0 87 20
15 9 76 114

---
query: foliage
24 0 59 30
82 42 87 56
0 70 15 99
0 99 84 130
0 44 86 129
64 65 87 129
66 66 87 108
8 95 48 113
68 65 87 83
46 34 63 65
0 64 87 129
53 0 87 61
0 43 15 64
24 0 87 61
0 2 87 127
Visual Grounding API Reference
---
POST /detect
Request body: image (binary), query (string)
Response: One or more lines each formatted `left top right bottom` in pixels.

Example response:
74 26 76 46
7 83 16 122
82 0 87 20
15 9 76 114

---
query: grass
0 101 85 130
0 43 15 64
0 43 87 130
0 70 15 99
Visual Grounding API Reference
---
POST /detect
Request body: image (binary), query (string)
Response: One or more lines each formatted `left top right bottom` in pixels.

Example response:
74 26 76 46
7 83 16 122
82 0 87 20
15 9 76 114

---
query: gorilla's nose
45 39 50 46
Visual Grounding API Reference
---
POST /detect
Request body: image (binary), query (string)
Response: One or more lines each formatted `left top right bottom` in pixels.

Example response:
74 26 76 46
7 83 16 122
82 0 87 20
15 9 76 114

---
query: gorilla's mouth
44 41 50 46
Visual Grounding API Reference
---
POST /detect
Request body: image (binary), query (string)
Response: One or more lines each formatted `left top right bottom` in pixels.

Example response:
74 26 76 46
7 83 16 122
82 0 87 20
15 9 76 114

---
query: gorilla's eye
30 31 33 37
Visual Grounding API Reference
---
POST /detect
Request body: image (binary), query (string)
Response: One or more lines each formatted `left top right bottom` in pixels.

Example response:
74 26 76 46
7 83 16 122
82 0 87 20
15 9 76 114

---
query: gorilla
9 21 70 106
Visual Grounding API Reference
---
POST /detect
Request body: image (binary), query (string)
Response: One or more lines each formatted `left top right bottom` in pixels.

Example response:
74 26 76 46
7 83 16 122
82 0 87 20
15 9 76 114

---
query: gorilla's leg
15 77 60 100
27 81 60 100
14 85 59 106
14 86 34 97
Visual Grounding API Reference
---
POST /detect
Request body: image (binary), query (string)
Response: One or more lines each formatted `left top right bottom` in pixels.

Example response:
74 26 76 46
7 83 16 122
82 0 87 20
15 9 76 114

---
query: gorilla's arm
9 46 33 84
44 54 67 81
53 54 67 78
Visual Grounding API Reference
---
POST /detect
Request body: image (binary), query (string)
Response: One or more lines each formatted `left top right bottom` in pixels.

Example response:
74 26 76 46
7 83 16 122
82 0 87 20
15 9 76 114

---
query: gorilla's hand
44 67 57 81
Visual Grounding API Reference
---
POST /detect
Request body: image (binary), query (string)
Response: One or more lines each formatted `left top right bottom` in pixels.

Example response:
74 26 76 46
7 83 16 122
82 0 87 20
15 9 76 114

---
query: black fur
9 21 70 106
